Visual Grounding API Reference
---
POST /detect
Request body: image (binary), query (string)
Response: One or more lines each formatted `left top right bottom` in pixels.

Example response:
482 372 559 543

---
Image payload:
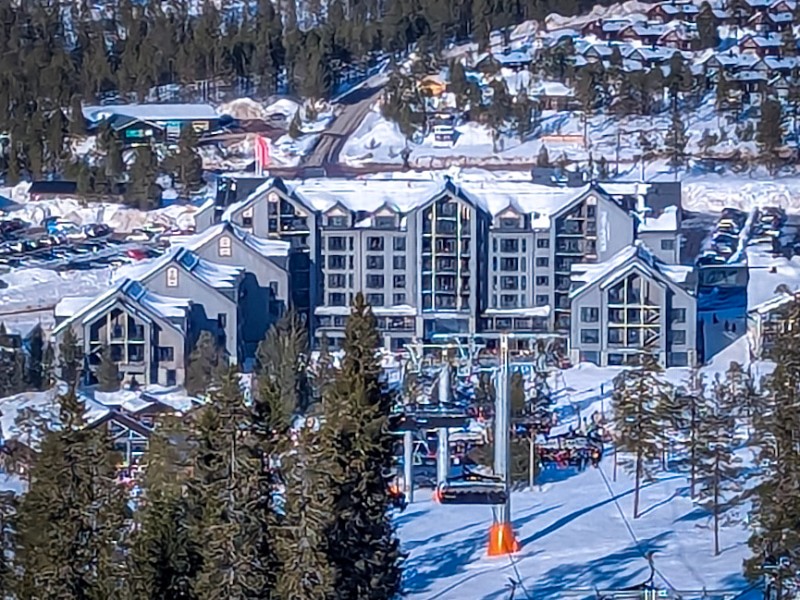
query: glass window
393 293 406 305
608 328 623 344
366 274 384 289
375 216 395 229
393 237 406 251
669 352 689 367
671 308 686 323
535 294 549 306
661 238 675 251
608 353 625 366
367 237 384 251
367 255 384 270
581 351 600 365
393 275 406 288
328 255 346 270
328 274 346 288
535 276 549 286
328 293 346 306
366 293 384 306
166 267 178 287
580 329 599 344
580 307 599 322
158 346 174 362
535 257 549 267
670 329 686 345
500 238 519 252
537 238 550 248
328 236 346 251
393 255 406 270
327 215 349 228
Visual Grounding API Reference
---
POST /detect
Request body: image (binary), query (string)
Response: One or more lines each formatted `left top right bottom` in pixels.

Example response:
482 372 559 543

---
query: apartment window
166 369 176 386
367 255 384 270
166 266 178 287
158 346 174 362
608 328 623 344
522 239 527 252
500 257 519 271
393 255 406 270
608 353 625 366
328 236 347 251
535 294 549 306
375 216 395 229
242 207 253 228
581 351 600 365
328 255 346 270
366 274 384 289
366 293 384 307
669 352 689 367
393 237 406 251
367 237 384 251
587 204 596 218
670 329 686 345
218 313 227 329
671 308 686 323
328 293 347 306
393 275 406 288
218 236 232 257
500 217 520 229
328 274 346 288
327 215 348 228
500 276 518 290
500 295 518 308
581 329 599 344
535 257 549 268
535 276 549 286
581 307 599 323
500 239 519 253
393 293 406 305
661 238 675 251
537 238 550 249
269 281 279 295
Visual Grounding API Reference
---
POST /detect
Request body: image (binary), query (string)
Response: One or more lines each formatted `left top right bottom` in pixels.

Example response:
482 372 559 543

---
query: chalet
581 19 631 41
618 22 668 45
88 410 154 467
770 0 796 12
743 0 774 13
747 289 799 358
478 48 535 71
530 81 575 110
82 103 222 147
626 46 680 67
730 71 769 103
764 55 798 76
658 24 697 51
28 180 79 202
747 10 792 32
647 1 700 23
739 33 782 56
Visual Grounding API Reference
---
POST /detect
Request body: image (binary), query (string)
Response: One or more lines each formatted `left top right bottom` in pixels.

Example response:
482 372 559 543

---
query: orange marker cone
487 522 520 556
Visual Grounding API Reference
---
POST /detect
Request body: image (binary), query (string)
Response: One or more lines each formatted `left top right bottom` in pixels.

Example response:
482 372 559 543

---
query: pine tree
127 143 162 210
696 374 742 556
15 343 127 600
696 3 719 50
69 96 86 136
611 354 674 519
6 143 20 186
667 106 688 169
25 326 44 391
322 293 403 599
172 127 204 197
758 97 784 172
42 342 55 390
185 331 221 397
58 326 83 386
0 491 15 599
746 299 800 584
536 144 550 168
127 415 201 600
96 344 120 392
288 111 303 139
514 90 533 141
187 364 273 600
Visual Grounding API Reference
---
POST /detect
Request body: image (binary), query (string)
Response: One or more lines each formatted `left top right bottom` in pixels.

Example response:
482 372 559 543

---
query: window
328 274 346 288
393 275 406 288
242 207 253 228
581 351 600 365
218 313 227 328
500 276 518 290
535 276 549 286
166 267 178 287
586 204 596 218
669 352 689 367
367 255 384 270
366 274 384 289
328 293 347 306
500 239 519 253
393 255 406 270
393 237 406 251
393 293 406 305
536 257 549 267
581 307 599 323
218 236 232 257
327 215 348 228
608 353 625 366
166 369 177 386
608 328 623 344
670 329 686 345
537 238 550 248
367 237 384 251
500 217 520 229
661 238 675 251
328 255 346 270
375 216 395 229
581 329 599 344
158 346 174 362
269 281 279 295
500 257 519 271
535 294 549 306
671 308 686 323
328 236 347 251
366 293 384 307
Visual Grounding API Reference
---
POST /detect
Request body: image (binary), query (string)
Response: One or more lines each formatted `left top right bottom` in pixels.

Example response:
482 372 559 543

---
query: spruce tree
696 3 719 50
667 107 688 169
187 364 273 600
173 127 204 196
536 144 550 168
127 415 201 600
185 331 221 397
322 293 403 599
25 326 44 391
611 354 674 519
128 143 162 211
0 491 15 599
758 97 783 172
58 327 83 386
96 344 120 392
69 94 86 136
14 341 127 600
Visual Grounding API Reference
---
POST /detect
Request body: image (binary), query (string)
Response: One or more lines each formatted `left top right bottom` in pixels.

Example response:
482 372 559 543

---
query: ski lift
434 471 507 505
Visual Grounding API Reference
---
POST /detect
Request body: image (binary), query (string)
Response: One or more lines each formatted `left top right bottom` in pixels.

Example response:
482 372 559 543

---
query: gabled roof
740 33 782 47
749 290 799 315
570 241 693 300
119 247 242 293
180 221 290 267
83 103 219 124
53 279 191 336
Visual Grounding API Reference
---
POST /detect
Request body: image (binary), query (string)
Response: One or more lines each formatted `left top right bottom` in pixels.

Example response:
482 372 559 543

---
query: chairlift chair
434 471 508 505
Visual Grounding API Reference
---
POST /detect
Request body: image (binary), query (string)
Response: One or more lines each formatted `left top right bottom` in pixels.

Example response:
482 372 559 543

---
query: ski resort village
6 0 800 598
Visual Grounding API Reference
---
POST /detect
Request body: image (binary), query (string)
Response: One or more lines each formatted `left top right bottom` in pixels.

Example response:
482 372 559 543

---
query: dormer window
242 207 253 228
166 267 178 287
328 215 349 228
500 217 520 229
219 236 232 257
374 216 395 229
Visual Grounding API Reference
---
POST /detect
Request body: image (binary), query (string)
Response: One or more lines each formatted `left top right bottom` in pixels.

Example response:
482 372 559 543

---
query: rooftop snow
749 290 798 315
55 296 96 318
639 205 679 232
82 103 219 124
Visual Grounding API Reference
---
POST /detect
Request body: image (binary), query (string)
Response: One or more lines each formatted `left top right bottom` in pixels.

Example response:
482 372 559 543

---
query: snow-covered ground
0 266 114 316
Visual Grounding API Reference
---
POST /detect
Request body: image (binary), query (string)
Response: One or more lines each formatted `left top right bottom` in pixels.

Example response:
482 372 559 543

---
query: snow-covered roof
639 206 679 233
483 306 552 317
53 279 191 336
315 304 417 317
741 33 782 48
570 241 693 299
82 103 219 124
55 296 96 318
764 56 798 71
119 247 242 291
749 290 799 315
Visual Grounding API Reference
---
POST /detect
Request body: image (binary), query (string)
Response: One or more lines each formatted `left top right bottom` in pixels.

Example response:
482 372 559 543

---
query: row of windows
327 236 407 252
579 307 687 323
326 215 397 229
579 328 687 345
327 292 407 307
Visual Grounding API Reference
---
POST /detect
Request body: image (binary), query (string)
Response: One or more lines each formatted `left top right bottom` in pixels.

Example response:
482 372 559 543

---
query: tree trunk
713 454 720 556
690 399 697 499
633 448 642 519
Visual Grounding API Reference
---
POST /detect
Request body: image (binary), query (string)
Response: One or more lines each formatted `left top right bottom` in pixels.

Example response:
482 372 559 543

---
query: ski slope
398 463 756 600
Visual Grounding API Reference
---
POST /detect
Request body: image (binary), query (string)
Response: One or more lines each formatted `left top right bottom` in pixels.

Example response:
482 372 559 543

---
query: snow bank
683 176 800 214
0 267 114 316
217 98 268 120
